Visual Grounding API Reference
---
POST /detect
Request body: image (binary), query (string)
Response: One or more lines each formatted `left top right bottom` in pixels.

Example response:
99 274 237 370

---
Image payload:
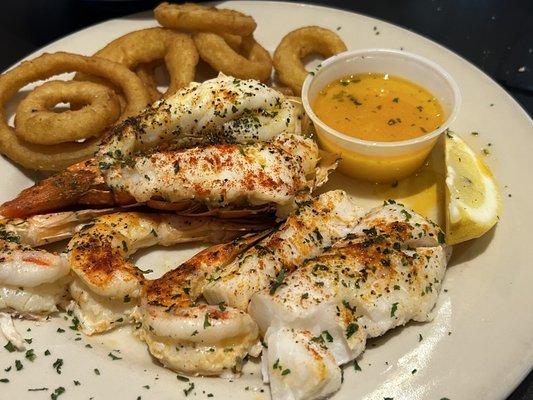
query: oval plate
1 2 532 399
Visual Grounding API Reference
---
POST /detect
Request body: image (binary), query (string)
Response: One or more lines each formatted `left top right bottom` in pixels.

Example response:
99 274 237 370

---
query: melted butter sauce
313 73 444 142
319 138 446 226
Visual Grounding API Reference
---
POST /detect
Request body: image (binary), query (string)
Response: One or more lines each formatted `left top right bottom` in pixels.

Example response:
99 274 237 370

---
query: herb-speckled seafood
249 202 448 400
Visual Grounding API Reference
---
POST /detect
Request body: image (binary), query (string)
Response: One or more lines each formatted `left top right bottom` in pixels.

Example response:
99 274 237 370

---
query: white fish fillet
249 202 448 400
203 190 365 311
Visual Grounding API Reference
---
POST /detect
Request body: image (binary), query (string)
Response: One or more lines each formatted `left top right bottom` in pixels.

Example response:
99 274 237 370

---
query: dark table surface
0 1 531 399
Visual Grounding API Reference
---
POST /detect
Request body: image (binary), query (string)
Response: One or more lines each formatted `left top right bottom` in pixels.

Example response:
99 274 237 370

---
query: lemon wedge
445 132 501 245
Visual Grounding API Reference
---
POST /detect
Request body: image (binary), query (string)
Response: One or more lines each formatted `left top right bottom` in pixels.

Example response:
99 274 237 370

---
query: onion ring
134 62 163 102
0 52 150 171
76 28 199 99
273 26 347 94
14 81 121 145
154 2 256 36
193 33 272 82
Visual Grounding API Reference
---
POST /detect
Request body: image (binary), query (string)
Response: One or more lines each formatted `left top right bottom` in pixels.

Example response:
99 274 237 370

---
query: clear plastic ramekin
301 49 461 183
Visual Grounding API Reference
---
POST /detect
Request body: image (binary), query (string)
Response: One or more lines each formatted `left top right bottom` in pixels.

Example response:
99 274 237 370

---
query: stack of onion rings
0 52 150 171
76 28 199 100
155 2 272 82
273 26 347 94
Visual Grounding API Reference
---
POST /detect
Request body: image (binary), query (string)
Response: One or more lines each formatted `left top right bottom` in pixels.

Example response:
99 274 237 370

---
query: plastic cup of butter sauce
302 49 461 183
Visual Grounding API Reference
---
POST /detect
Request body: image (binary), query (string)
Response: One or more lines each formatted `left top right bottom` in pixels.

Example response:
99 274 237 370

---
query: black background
0 1 531 399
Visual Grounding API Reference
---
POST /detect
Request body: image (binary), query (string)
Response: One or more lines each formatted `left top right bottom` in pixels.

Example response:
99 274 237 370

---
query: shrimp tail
0 164 114 219
0 312 26 350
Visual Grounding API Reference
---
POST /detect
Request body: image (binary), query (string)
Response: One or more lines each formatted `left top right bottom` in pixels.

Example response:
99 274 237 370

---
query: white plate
1 2 532 399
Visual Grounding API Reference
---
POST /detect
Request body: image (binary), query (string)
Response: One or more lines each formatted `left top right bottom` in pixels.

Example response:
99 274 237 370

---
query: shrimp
66 212 273 335
0 75 338 219
0 160 114 218
249 202 448 400
203 190 366 311
0 208 123 348
137 232 269 376
0 240 70 317
0 208 119 246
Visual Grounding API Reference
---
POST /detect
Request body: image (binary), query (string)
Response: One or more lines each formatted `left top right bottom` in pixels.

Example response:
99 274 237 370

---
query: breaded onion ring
193 33 272 82
0 52 150 171
154 2 256 36
273 26 347 94
134 62 163 102
77 28 199 99
14 81 121 145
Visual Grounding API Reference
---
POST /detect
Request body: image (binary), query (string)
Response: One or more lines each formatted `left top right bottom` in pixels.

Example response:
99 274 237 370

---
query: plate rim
1 1 532 399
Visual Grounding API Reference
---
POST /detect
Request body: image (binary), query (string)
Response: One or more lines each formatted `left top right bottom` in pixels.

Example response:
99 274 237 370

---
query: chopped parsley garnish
418 334 423 342
400 209 412 221
98 162 111 171
52 358 63 374
183 382 195 396
56 328 65 333
281 369 291 375
0 378 9 383
346 323 358 339
203 313 211 329
15 360 23 371
269 267 286 295
353 359 362 372
51 387 66 400
362 227 377 236
44 349 51 356
322 330 333 342
28 388 48 391
391 302 399 317
3 341 15 352
176 375 189 382
94 368 100 375
108 352 122 361
25 349 36 362
69 317 80 331
73 381 81 386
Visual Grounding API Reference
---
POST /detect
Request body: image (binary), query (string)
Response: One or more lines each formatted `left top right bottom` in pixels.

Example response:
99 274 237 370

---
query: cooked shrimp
0 208 118 246
0 240 70 316
138 232 269 376
0 159 114 218
98 74 299 162
0 75 338 219
249 202 448 400
67 212 272 335
0 312 27 350
203 190 365 311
